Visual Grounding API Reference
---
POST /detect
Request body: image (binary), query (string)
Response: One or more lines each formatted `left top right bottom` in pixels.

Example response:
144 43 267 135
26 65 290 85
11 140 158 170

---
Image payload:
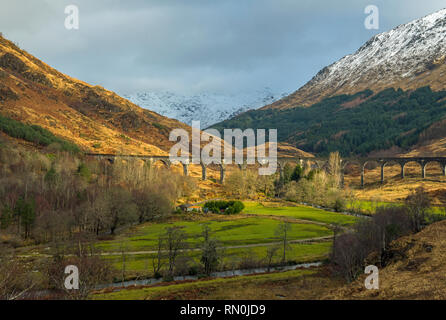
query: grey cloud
0 0 445 95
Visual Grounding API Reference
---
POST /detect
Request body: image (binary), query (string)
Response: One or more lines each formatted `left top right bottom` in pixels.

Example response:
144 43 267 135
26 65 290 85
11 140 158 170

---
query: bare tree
0 249 38 300
275 221 292 263
44 239 112 300
119 241 129 285
200 223 220 275
107 187 138 234
331 206 412 282
164 226 188 277
265 245 279 272
133 188 172 223
224 170 258 199
331 223 343 261
327 151 342 187
405 186 431 232
152 236 165 278
330 232 364 282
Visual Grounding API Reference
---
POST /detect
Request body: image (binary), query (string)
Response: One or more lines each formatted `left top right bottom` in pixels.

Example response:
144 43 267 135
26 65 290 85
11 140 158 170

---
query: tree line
224 152 346 212
0 137 195 244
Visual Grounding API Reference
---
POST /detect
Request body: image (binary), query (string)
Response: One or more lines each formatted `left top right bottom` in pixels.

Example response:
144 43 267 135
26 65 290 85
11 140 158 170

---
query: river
96 261 323 290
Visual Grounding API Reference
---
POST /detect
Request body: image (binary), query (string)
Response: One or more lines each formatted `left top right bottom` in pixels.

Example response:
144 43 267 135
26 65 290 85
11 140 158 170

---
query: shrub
77 163 91 181
203 200 245 215
231 201 245 214
290 164 304 182
152 122 167 131
333 197 346 212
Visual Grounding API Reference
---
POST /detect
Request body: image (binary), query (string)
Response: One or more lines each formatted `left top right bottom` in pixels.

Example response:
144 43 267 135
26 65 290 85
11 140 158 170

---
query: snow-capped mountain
266 8 446 109
124 88 287 128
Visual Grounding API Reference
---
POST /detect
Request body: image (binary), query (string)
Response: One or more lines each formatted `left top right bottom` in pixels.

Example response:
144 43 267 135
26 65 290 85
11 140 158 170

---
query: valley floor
93 202 355 280
6 185 444 300
93 216 446 300
90 195 446 300
90 202 357 299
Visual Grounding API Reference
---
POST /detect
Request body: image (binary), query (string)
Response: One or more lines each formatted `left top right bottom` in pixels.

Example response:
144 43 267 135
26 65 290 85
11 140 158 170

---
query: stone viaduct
85 154 446 187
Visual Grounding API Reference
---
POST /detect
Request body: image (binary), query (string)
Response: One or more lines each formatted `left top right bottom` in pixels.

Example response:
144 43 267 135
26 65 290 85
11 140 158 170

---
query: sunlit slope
0 35 190 155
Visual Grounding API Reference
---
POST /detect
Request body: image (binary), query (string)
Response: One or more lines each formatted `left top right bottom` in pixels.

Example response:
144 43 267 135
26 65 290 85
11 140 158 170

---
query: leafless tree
330 232 364 282
327 151 342 187
200 223 220 275
265 245 279 272
331 206 412 282
152 237 165 278
133 187 172 223
0 249 38 300
405 186 431 232
44 239 112 300
106 186 138 234
275 221 292 263
164 226 188 277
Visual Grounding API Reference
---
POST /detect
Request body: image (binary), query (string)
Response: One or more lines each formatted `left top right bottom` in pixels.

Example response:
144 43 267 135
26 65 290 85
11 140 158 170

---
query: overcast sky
1 0 445 96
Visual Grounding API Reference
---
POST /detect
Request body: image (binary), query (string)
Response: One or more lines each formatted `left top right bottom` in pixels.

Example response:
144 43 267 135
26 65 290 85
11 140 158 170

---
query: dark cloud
0 0 445 95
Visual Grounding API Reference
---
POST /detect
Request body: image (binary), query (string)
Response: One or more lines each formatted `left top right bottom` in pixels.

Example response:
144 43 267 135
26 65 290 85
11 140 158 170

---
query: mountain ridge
0 34 311 159
263 8 446 109
124 89 288 128
0 34 191 155
211 86 446 157
210 8 446 157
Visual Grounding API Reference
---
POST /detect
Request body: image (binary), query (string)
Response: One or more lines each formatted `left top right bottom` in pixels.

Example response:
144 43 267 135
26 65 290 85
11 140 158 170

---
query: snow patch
125 88 288 128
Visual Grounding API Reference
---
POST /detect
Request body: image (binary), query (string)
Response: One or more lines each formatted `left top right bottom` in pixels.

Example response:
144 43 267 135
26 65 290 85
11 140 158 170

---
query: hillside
211 87 446 156
263 8 446 109
0 34 190 155
326 219 446 299
211 9 446 157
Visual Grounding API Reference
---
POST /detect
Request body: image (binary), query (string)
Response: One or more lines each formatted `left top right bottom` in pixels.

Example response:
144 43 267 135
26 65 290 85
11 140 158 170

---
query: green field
93 203 359 280
97 217 332 253
104 241 332 274
346 199 446 216
346 200 393 215
242 202 358 225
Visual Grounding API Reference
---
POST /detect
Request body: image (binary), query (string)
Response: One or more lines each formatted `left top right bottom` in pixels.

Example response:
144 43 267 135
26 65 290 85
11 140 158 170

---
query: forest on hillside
211 87 446 156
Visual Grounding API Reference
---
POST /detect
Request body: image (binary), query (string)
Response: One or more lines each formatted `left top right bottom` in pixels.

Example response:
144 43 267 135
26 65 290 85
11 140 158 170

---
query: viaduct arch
87 154 446 187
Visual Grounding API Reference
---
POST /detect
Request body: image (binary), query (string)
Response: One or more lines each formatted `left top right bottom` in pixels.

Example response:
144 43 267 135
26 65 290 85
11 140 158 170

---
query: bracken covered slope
0 35 190 155
325 220 446 299
265 8 446 109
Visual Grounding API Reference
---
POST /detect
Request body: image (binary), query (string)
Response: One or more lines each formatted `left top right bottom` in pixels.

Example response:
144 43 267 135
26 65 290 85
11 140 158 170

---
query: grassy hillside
211 87 446 156
0 34 190 155
0 114 79 153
